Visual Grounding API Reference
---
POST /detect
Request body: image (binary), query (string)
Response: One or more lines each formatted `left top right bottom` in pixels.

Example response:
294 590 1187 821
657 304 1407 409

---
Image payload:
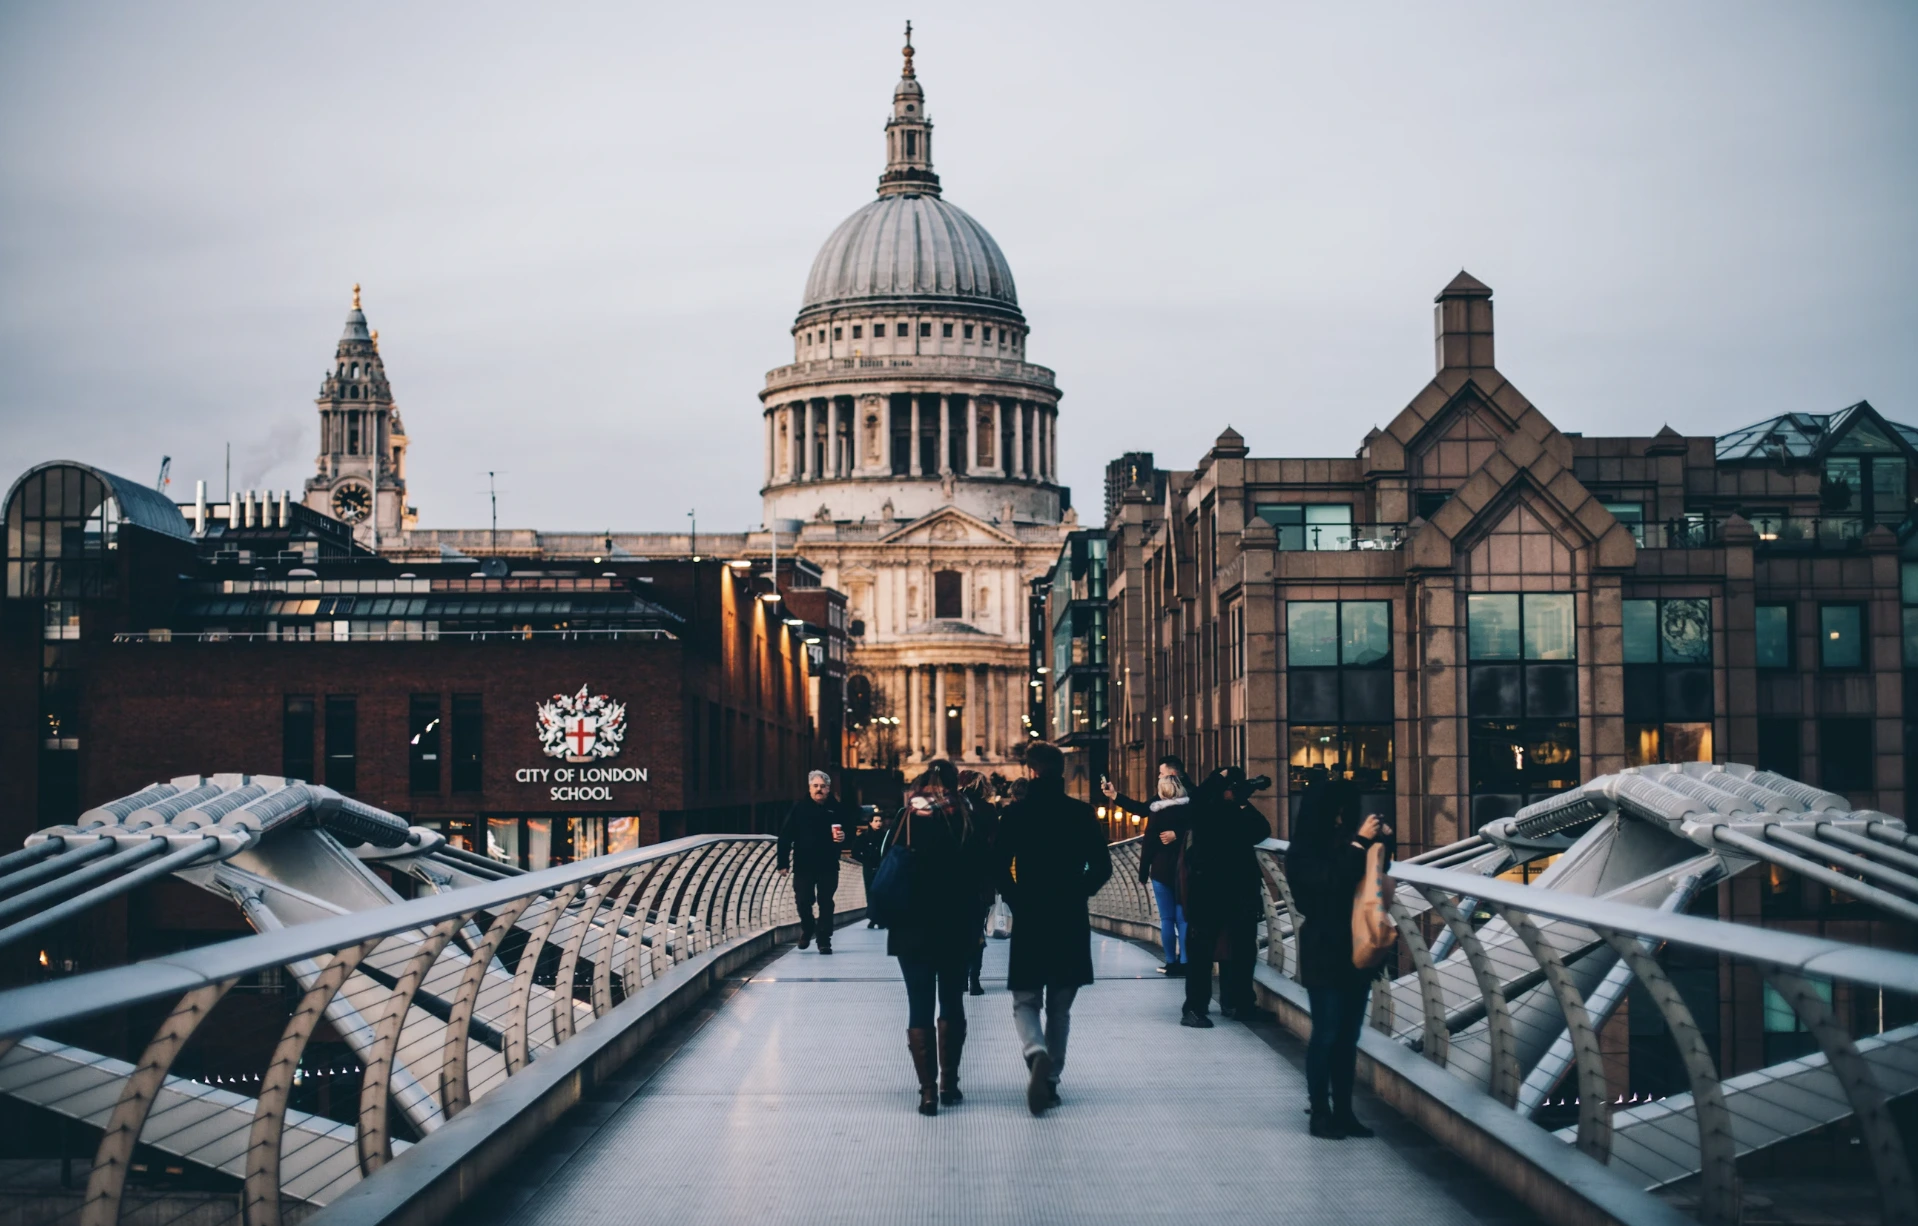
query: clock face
331 483 372 523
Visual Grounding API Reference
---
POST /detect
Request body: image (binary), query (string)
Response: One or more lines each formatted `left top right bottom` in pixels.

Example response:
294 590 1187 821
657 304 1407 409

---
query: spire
342 283 371 342
878 22 939 197
352 282 361 310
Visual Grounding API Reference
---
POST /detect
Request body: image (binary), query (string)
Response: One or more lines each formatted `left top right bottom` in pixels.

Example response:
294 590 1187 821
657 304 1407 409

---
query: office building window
1286 600 1392 816
1756 717 1800 779
1755 605 1792 670
1819 717 1873 793
1622 597 1713 767
1256 503 1354 551
452 694 483 792
283 696 316 782
409 694 441 794
1819 605 1865 670
324 696 358 793
1467 593 1578 827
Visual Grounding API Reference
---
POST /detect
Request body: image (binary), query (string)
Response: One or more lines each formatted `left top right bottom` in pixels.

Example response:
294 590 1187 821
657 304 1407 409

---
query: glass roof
1714 401 1918 462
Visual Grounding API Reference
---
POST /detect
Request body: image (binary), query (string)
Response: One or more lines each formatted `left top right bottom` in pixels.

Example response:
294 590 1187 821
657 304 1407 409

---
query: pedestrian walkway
465 924 1541 1225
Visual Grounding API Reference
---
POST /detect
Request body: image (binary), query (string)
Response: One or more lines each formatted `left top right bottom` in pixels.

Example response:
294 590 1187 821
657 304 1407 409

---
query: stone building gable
876 506 1022 548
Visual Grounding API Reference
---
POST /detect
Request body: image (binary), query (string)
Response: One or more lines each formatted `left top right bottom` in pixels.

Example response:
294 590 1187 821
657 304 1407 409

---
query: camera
1233 774 1273 797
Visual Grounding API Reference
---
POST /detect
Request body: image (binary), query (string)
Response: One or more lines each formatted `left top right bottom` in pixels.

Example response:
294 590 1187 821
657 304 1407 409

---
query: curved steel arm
441 896 532 1117
1763 969 1916 1225
359 917 460 1174
244 938 379 1226
505 881 584 1071
1498 906 1610 1162
1388 898 1447 1064
1411 884 1518 1105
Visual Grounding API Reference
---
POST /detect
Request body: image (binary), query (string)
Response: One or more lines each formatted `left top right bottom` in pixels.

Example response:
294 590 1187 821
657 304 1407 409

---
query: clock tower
302 285 415 545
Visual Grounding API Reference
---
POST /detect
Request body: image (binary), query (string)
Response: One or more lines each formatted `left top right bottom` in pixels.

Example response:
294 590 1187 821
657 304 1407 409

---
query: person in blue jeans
1101 755 1194 975
1139 776 1189 974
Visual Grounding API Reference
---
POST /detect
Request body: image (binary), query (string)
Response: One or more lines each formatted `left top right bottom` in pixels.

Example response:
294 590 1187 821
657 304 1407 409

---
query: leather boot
937 1018 967 1105
907 1028 938 1115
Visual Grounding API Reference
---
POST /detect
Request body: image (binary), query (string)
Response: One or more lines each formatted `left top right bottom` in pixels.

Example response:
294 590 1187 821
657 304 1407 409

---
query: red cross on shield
565 715 598 761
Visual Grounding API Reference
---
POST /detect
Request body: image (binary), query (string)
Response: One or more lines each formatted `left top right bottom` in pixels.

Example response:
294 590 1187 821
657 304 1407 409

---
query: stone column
826 398 840 478
909 396 922 476
801 401 816 480
938 396 951 476
764 412 774 485
787 404 799 477
964 666 978 759
1012 402 1025 480
934 668 948 758
906 665 920 761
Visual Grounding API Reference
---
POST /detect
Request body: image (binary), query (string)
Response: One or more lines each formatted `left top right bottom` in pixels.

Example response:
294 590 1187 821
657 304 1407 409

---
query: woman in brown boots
887 759 992 1115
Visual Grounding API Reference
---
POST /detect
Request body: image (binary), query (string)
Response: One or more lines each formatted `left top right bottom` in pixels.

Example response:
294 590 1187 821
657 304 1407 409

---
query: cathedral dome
800 193 1019 318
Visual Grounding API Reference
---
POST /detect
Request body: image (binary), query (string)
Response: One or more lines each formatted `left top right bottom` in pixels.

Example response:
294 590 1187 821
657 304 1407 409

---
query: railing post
1388 899 1447 1065
1413 885 1519 1105
244 938 379 1226
1596 928 1740 1226
506 881 584 1070
82 979 237 1226
1499 906 1611 1162
593 870 648 1015
1764 969 1916 1224
441 896 532 1117
359 917 460 1174
554 871 627 1042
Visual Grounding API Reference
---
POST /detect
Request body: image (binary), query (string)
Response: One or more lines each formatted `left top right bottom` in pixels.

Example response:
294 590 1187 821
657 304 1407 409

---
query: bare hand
833 829 846 842
776 868 789 876
1357 815 1391 841
1100 780 1118 800
1159 830 1176 845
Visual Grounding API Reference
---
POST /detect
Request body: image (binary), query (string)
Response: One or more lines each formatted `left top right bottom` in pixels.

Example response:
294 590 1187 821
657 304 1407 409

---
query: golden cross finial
352 283 361 310
902 21 915 78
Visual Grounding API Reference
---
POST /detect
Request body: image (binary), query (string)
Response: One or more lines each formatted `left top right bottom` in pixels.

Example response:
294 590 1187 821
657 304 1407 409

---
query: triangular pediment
1407 430 1636 573
879 506 1020 546
1366 368 1573 478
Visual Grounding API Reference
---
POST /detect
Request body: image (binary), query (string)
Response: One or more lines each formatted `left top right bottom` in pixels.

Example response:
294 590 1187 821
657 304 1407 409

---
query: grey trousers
1011 985 1079 1083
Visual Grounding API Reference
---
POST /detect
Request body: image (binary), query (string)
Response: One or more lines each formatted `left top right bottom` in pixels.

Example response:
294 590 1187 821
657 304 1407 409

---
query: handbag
867 809 915 928
1350 842 1397 969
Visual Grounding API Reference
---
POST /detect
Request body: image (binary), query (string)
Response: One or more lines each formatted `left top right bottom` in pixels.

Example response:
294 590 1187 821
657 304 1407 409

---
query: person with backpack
1285 774 1394 1139
881 759 992 1115
995 741 1112 1115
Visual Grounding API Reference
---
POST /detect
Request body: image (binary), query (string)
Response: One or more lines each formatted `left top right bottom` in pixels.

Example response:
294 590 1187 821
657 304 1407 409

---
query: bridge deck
471 925 1542 1225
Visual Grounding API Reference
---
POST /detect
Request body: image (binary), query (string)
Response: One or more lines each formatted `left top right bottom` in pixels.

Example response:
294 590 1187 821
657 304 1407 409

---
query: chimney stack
1434 271 1494 372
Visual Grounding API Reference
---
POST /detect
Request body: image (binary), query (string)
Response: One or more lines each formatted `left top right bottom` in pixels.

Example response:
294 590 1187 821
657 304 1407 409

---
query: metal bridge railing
1089 835 1918 1226
0 834 802 1226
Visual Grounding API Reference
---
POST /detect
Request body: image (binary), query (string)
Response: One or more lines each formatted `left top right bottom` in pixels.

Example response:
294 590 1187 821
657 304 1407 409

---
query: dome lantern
880 22 938 198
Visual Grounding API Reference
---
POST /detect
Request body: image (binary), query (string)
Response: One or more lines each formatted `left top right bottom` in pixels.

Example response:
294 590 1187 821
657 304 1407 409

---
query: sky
2 2 1914 533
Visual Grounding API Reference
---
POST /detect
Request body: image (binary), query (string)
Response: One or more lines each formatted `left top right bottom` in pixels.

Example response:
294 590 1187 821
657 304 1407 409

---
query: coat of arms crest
536 684 628 762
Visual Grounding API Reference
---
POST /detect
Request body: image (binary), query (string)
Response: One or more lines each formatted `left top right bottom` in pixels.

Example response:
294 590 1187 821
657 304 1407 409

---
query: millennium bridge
0 763 1914 1225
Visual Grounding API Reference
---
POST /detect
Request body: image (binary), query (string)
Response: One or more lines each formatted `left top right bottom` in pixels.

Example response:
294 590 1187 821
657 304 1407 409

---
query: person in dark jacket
1137 775 1190 975
996 741 1113 1115
848 809 888 928
957 771 1000 994
1180 767 1271 1027
776 770 851 953
888 759 992 1115
1286 775 1393 1138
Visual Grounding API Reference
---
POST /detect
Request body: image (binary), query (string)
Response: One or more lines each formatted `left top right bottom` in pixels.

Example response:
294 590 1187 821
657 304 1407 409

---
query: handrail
0 833 766 1039
0 833 816 1226
1088 831 1918 1225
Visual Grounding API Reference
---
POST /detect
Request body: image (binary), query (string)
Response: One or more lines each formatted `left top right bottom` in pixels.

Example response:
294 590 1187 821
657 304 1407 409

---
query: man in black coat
777 770 851 953
1180 767 1272 1027
995 741 1113 1115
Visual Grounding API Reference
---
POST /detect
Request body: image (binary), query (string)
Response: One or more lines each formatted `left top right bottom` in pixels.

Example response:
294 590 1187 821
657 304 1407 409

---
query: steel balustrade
1088 834 1918 1226
0 834 805 1226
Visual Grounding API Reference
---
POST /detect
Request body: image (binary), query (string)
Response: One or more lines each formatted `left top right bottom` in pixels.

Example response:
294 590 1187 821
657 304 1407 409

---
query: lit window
1819 605 1864 670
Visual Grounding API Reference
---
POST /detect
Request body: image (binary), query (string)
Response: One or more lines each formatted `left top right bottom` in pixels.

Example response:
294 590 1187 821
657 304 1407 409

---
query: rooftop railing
1091 836 1918 1226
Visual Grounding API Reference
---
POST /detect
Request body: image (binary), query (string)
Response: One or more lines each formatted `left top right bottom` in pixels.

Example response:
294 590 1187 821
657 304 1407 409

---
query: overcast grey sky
2 2 1913 532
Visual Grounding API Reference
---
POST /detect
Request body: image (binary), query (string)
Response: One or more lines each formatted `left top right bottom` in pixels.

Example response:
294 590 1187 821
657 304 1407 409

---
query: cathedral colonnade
765 393 1058 485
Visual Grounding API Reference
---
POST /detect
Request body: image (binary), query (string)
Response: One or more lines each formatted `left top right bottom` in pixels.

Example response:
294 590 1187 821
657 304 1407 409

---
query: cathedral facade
760 33 1073 770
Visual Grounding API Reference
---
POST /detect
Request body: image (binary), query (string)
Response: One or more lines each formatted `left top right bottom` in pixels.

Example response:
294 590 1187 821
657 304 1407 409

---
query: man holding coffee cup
777 769 854 953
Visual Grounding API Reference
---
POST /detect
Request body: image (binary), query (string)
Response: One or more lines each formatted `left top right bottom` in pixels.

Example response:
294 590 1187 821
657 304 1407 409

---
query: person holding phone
777 769 853 954
1285 773 1394 1139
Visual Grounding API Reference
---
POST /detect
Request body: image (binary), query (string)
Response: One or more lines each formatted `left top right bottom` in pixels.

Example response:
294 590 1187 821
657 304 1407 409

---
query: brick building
1107 273 1916 852
2 460 844 968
